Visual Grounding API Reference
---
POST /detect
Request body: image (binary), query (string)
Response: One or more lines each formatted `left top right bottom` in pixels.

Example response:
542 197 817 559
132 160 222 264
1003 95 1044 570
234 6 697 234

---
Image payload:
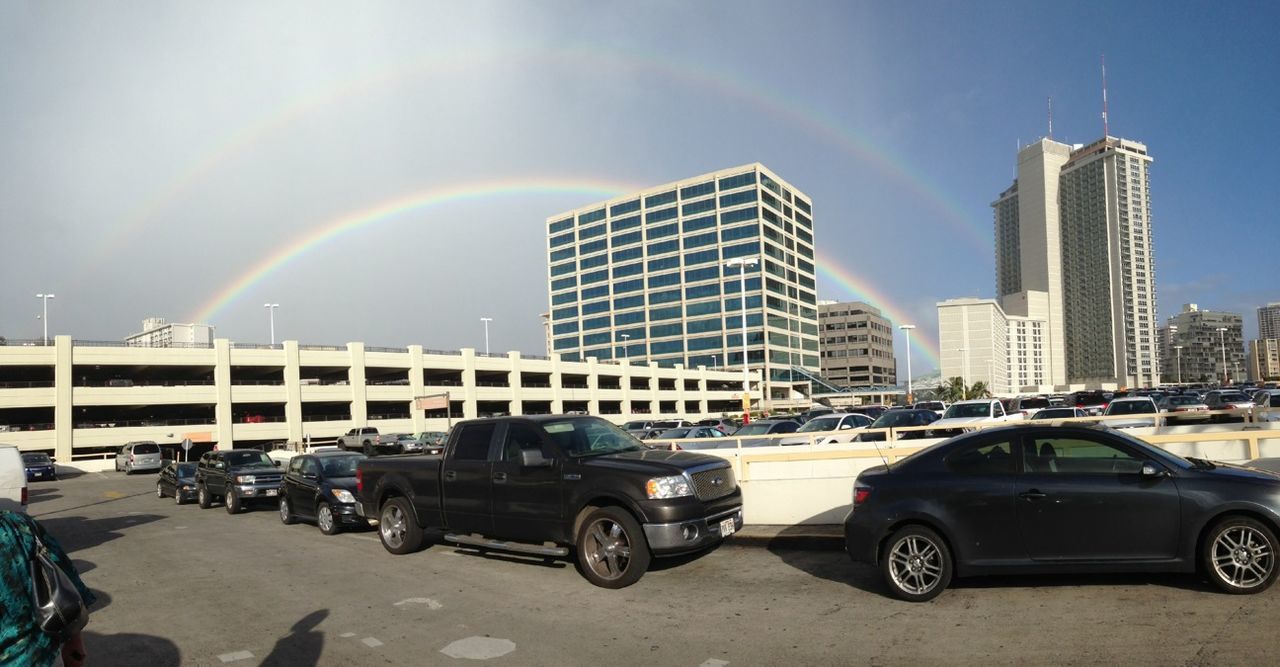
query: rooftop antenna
1047 96 1054 139
1101 54 1109 138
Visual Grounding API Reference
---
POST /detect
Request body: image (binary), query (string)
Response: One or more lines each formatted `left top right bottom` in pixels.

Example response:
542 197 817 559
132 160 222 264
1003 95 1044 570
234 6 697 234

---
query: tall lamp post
35 293 55 345
480 317 493 355
1217 327 1228 386
1174 345 1184 385
724 256 759 421
263 303 279 345
899 324 916 404
620 333 630 361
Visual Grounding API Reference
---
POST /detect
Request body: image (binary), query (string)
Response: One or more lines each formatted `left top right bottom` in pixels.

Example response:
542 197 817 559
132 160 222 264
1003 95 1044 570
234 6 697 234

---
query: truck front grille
690 467 737 501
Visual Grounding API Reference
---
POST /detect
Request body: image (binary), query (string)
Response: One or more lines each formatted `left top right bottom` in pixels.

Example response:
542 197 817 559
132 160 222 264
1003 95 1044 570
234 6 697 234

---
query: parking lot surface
27 472 1280 666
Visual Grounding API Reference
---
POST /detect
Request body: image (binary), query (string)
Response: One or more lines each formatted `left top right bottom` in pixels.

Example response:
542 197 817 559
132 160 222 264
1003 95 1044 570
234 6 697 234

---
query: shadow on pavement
84 630 181 667
260 609 328 667
951 571 1216 594
453 547 570 570
28 488 63 503
38 513 166 553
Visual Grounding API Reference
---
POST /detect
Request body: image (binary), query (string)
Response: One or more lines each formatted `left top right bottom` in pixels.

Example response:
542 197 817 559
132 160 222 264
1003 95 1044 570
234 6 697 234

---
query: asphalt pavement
25 471 1280 666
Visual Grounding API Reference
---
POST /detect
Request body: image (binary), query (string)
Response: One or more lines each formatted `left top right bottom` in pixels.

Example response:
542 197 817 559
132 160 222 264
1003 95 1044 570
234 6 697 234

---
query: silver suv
116 441 163 474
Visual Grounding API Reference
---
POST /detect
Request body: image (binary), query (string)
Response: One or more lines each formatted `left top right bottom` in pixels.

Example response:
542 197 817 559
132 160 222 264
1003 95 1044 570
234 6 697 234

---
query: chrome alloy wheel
888 534 945 596
1212 525 1275 590
582 518 633 582
380 503 407 550
318 504 335 533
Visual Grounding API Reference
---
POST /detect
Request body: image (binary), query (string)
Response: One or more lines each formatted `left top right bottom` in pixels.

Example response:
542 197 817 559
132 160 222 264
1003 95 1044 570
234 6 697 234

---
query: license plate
719 517 736 537
265 489 278 496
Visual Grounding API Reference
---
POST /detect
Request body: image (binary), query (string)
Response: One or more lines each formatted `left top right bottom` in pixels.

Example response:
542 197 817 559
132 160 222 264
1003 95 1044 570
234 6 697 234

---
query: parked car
1156 395 1212 423
22 452 56 482
651 426 728 442
1007 396 1053 419
357 415 743 588
1066 391 1112 416
336 427 383 453
1204 391 1257 422
728 419 802 447
695 417 739 433
778 413 874 446
621 420 657 437
912 401 948 417
0 444 28 512
1102 396 1161 429
858 409 939 442
195 449 285 514
115 441 163 474
1252 390 1280 423
378 433 425 455
156 461 198 504
844 424 1280 601
848 405 890 420
279 451 368 535
415 431 449 448
927 399 1022 436
1029 407 1088 420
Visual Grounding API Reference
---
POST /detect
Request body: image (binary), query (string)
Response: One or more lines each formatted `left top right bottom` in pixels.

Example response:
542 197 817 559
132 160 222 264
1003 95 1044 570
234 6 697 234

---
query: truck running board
444 533 569 557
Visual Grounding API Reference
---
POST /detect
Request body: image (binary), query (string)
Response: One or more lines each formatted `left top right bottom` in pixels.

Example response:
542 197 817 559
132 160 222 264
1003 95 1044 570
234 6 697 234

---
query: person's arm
61 631 87 667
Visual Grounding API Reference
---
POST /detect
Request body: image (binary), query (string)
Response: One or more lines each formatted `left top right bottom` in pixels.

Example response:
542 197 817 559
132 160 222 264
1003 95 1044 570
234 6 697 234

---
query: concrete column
213 339 234 449
53 336 73 462
675 363 686 418
409 345 425 433
348 342 367 425
646 362 659 415
620 360 631 417
586 357 600 415
698 365 709 417
284 341 303 443
549 353 564 414
508 351 523 415
461 348 478 419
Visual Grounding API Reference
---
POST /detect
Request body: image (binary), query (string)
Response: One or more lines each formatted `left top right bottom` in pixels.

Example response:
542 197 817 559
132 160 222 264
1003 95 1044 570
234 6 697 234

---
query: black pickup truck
357 415 743 588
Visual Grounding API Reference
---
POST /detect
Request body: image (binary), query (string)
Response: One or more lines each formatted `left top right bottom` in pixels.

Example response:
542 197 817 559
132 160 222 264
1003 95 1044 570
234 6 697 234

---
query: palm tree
935 377 991 402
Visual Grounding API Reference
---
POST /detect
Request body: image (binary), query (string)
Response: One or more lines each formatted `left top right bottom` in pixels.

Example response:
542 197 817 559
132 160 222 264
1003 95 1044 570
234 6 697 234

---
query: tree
934 377 991 402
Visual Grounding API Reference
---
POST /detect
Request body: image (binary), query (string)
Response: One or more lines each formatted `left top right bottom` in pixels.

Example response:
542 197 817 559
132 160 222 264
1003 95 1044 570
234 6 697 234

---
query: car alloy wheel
156 482 164 499
381 503 407 549
1208 519 1277 593
575 506 651 588
279 497 295 525
881 525 952 602
318 502 337 535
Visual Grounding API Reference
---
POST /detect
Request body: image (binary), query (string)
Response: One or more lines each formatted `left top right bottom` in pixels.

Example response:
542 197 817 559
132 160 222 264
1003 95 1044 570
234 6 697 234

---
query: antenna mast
1047 96 1053 139
1101 54 1109 138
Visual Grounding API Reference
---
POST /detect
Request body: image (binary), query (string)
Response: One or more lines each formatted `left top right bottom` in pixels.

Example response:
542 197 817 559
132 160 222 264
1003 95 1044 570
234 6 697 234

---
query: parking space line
217 650 254 662
700 660 730 667
362 637 384 648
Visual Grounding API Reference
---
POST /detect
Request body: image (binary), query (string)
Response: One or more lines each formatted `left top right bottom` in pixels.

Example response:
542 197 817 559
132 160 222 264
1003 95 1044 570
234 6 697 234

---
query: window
645 207 677 224
614 310 645 326
683 215 716 233
583 332 610 346
612 263 642 278
721 208 757 225
549 247 574 262
648 239 678 255
614 278 643 294
680 181 715 199
582 269 608 284
550 232 575 248
945 440 1014 474
648 256 680 272
650 323 682 338
551 292 576 305
721 225 758 243
647 221 678 238
684 248 720 266
719 190 758 208
683 231 718 249
1024 437 1142 474
682 199 716 216
718 172 756 190
685 283 720 300
583 316 610 331
452 423 496 461
578 255 606 271
610 199 640 217
552 322 578 335
687 336 722 351
580 239 606 255
687 318 721 334
612 232 641 250
687 301 722 317
550 261 575 276
685 266 719 282
581 300 610 315
650 306 682 321
502 423 547 462
552 306 577 320
613 295 644 311
549 218 573 234
578 208 606 225
611 215 641 232
579 223 606 240
581 285 608 300
649 289 681 305
645 190 677 208
648 272 680 288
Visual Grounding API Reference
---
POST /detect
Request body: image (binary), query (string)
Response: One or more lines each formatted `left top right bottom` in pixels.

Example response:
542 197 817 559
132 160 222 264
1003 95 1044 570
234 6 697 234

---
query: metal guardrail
367 346 410 353
1 339 51 347
299 345 346 351
72 340 129 347
0 381 54 388
423 349 463 356
73 418 215 429
231 343 283 350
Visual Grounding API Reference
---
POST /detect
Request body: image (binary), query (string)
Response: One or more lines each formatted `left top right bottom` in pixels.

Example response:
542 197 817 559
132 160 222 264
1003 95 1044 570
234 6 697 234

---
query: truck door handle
492 472 508 483
1019 489 1046 501
444 471 457 482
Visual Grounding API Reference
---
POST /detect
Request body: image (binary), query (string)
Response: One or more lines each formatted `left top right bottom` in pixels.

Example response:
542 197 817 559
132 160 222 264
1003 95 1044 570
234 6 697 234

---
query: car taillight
21 486 28 506
853 487 871 506
356 468 363 495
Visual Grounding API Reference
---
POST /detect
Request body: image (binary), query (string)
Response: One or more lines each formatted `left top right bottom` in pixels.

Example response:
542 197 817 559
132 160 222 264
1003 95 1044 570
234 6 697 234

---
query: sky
2 0 1277 378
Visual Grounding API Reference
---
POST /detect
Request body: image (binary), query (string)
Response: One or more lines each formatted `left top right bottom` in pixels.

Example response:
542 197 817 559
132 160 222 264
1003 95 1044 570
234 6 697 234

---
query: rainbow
814 248 940 370
188 178 642 323
90 44 987 279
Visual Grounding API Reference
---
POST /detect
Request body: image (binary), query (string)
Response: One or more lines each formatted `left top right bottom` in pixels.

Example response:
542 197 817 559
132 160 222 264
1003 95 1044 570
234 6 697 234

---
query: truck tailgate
358 456 445 528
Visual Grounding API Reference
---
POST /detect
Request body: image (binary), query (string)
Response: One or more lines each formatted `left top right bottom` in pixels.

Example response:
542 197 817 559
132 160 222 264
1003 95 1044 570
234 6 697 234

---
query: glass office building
545 164 820 402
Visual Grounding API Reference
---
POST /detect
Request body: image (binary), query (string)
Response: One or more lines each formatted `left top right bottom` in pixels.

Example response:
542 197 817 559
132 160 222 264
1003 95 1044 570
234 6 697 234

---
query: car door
440 421 498 534
295 457 322 518
935 435 1022 565
1015 431 1180 561
489 422 563 542
116 445 128 470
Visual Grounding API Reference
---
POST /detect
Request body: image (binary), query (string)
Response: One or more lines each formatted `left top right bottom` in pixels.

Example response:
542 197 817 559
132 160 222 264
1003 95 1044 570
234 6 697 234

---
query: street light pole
620 333 630 362
480 317 493 355
263 303 279 345
1217 327 1228 386
899 324 916 404
956 347 969 399
1174 345 1183 385
35 294 55 345
724 257 759 420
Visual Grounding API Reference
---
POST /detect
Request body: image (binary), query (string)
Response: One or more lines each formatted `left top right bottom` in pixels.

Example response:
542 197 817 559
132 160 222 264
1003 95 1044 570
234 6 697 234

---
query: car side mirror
520 449 554 468
840 424 851 430
274 460 281 467
1141 462 1167 478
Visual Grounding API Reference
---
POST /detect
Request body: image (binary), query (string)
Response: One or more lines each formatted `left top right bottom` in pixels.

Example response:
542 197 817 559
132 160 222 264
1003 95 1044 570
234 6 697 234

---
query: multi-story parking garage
0 336 755 461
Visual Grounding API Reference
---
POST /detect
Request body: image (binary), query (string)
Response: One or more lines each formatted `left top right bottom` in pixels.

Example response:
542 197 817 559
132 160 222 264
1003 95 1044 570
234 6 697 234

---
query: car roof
1110 396 1154 401
951 399 996 405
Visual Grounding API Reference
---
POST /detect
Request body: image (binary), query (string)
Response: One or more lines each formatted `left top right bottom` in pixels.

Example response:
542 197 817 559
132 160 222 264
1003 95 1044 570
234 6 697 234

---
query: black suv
195 449 285 514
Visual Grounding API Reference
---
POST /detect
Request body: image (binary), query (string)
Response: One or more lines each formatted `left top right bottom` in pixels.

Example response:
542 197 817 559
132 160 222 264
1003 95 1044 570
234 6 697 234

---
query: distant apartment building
1259 303 1280 341
125 317 214 348
545 164 819 405
1248 339 1280 382
818 301 896 388
937 292 1050 395
1160 304 1245 384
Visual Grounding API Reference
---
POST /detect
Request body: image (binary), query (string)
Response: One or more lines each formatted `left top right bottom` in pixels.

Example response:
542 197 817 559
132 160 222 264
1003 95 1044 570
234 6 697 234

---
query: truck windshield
544 419 643 458
942 403 991 419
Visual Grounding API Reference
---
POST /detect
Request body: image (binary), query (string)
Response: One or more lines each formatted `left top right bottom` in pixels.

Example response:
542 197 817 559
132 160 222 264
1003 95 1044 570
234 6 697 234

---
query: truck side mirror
520 449 554 468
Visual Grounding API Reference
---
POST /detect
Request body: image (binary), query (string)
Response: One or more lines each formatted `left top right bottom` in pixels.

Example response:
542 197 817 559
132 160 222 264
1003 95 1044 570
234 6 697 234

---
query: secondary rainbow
814 248 940 371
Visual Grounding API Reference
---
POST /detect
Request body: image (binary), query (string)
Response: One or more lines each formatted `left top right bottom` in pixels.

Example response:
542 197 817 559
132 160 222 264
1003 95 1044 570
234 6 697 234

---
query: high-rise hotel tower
545 164 820 403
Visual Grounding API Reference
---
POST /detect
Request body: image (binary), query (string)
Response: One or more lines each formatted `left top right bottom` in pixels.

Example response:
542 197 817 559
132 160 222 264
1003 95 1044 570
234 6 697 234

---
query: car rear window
1268 395 1280 408
1018 398 1051 409
132 443 160 454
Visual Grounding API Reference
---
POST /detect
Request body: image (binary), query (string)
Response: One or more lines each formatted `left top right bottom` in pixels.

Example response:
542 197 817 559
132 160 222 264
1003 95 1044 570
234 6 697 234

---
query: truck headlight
645 475 692 499
330 489 356 504
236 475 255 484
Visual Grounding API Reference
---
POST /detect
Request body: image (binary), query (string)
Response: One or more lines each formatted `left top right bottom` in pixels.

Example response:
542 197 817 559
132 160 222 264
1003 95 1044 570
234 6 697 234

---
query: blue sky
1 1 1276 376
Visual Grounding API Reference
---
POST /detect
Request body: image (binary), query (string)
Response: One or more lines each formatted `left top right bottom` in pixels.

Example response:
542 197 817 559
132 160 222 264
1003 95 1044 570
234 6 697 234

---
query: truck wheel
575 506 651 589
317 502 339 535
225 488 242 514
197 484 212 509
378 497 425 554
363 442 373 456
279 496 296 525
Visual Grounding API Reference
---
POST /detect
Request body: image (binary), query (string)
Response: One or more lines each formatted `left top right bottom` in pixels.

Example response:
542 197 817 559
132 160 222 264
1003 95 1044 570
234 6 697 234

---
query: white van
0 444 29 512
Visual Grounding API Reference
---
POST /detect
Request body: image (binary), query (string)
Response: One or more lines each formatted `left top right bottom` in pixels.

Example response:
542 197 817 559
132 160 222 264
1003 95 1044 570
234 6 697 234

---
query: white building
125 317 215 348
937 292 1051 396
1259 303 1280 341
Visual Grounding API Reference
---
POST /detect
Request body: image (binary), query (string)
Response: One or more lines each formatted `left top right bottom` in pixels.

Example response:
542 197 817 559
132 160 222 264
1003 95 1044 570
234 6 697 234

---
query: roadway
26 472 1279 666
